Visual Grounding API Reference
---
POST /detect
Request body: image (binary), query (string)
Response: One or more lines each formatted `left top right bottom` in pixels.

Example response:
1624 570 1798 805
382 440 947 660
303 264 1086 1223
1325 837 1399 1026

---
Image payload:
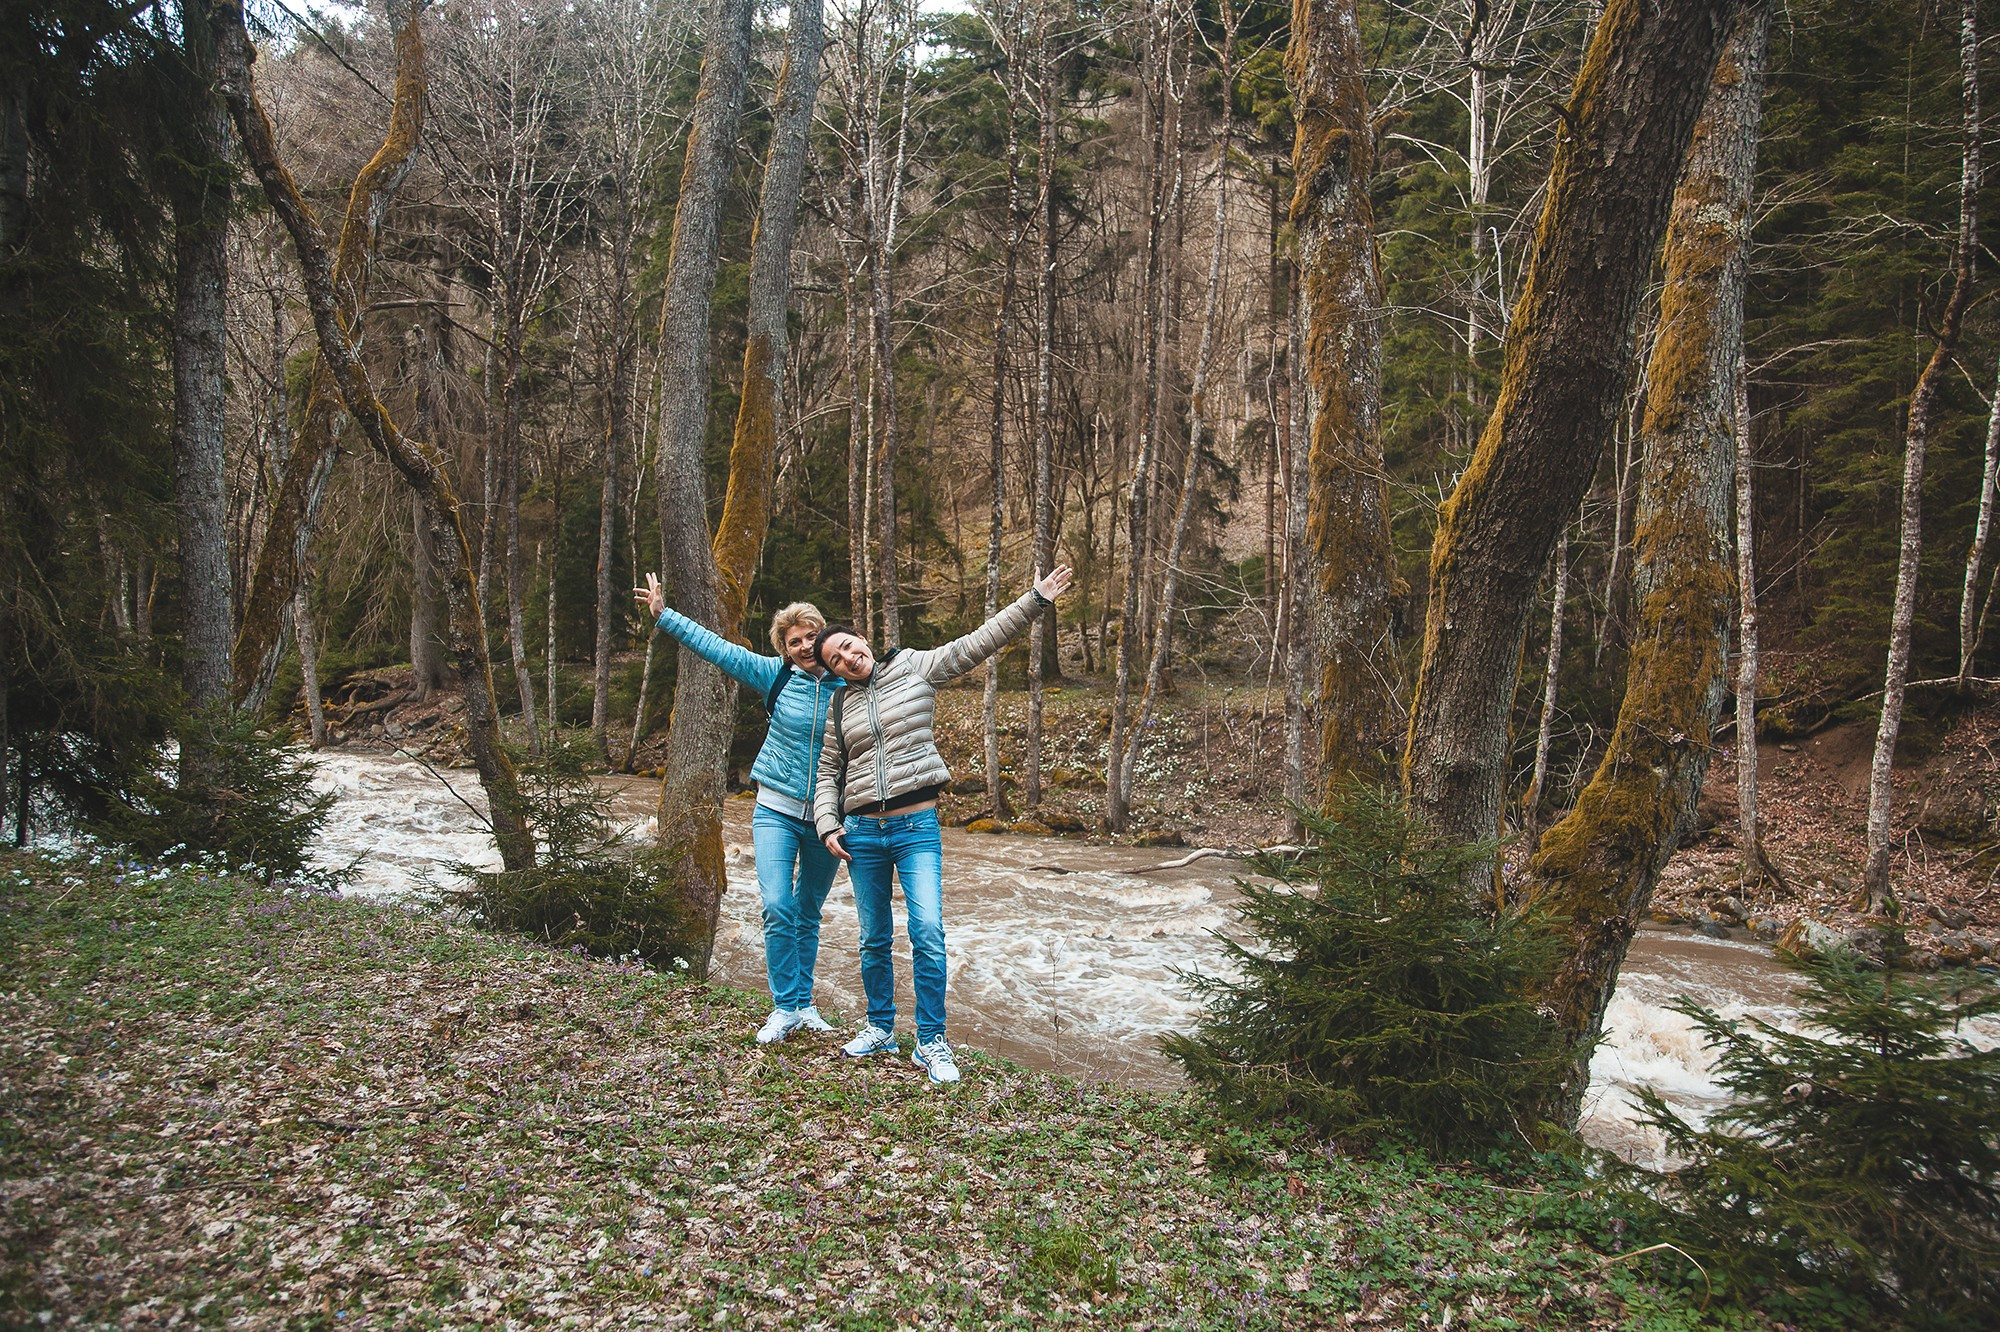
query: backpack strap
763 663 794 715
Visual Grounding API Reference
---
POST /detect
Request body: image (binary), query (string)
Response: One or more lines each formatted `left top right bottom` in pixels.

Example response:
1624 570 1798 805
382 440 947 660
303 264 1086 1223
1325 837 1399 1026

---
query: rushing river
311 751 1825 1165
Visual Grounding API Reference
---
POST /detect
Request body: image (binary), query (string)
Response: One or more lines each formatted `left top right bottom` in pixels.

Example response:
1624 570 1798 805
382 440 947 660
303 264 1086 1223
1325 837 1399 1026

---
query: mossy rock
1042 813 1089 834
964 818 1009 834
1010 820 1053 837
1133 829 1186 848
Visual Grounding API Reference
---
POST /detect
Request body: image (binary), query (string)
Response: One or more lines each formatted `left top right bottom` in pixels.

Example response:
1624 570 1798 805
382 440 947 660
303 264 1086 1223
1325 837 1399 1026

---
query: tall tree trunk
231 0 424 708
1734 346 1762 887
984 31 1028 825
1026 18 1059 811
171 0 234 755
715 0 825 635
844 242 870 622
592 220 636 762
868 24 912 651
1524 525 1571 836
1291 0 1395 791
1105 16 1176 829
1958 354 2000 684
1115 13 1235 825
1865 0 1980 911
1516 0 1770 1128
295 579 325 747
212 0 535 872
409 306 448 702
1402 0 1737 857
1282 268 1310 837
500 337 541 754
652 0 755 975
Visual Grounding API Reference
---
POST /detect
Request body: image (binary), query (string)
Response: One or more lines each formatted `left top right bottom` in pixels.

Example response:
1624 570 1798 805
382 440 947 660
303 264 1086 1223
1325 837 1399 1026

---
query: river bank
312 667 2000 969
1 849 1780 1328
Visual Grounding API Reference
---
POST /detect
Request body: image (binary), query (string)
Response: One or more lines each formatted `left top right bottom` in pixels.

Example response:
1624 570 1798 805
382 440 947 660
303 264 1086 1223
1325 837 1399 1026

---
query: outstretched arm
921 566 1074 683
632 573 781 693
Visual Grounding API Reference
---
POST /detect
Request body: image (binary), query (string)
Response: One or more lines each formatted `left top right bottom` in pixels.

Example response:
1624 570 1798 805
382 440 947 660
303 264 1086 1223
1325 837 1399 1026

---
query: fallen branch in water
1026 844 1306 875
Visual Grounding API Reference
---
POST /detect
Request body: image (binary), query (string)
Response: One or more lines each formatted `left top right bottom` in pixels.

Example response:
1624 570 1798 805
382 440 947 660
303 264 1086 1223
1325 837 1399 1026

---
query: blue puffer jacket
653 607 842 809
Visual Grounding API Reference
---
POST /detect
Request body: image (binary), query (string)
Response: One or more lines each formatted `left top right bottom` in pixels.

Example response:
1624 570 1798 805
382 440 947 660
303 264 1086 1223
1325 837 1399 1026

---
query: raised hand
1033 565 1074 602
633 572 666 619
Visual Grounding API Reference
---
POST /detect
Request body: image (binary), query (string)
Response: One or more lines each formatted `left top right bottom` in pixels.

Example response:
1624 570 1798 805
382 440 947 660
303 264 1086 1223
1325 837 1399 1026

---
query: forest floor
1 850 1783 1328
316 666 2000 968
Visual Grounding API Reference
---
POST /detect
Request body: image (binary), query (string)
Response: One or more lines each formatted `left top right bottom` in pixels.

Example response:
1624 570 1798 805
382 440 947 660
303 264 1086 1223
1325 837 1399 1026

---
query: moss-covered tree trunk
211 0 535 873
1865 0 1981 910
652 0 755 976
715 0 823 636
1402 0 1737 857
231 0 424 710
1517 0 1771 1127
1289 0 1394 790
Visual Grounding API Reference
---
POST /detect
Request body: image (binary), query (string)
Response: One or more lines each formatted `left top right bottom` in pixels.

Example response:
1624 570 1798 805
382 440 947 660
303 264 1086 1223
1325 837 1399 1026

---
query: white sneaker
793 1006 835 1033
756 1009 805 1045
912 1038 960 1084
841 1024 899 1058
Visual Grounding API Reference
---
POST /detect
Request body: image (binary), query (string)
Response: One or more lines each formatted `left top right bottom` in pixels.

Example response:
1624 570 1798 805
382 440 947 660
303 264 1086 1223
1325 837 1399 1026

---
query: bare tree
1865 0 1980 911
213 0 536 871
1958 354 2000 685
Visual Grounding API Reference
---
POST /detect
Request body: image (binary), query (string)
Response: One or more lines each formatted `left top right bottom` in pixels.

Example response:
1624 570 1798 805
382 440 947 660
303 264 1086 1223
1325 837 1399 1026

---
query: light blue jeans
844 808 947 1043
751 804 840 1012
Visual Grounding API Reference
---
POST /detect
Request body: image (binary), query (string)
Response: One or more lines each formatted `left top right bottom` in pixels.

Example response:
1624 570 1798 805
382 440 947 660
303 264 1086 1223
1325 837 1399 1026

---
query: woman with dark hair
811 566 1073 1083
634 576 842 1045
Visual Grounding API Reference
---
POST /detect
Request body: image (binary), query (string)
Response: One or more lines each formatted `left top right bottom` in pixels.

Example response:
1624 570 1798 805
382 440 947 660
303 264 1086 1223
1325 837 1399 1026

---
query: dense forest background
4 0 1997 840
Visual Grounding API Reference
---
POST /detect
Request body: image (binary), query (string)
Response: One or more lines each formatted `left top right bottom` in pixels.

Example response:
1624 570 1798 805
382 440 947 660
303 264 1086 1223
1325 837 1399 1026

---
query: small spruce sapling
1163 783 1575 1155
1636 952 2000 1328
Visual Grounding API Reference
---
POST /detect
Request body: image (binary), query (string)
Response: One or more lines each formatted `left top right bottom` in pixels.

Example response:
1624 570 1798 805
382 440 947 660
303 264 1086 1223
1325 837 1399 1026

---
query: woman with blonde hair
635 576 843 1044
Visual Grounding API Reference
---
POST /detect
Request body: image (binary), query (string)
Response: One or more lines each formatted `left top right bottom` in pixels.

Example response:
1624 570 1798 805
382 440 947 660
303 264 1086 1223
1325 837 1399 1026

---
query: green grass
0 848 1791 1328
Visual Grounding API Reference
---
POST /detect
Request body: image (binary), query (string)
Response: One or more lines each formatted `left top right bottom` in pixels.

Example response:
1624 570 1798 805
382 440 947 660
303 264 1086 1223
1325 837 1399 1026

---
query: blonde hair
769 602 827 655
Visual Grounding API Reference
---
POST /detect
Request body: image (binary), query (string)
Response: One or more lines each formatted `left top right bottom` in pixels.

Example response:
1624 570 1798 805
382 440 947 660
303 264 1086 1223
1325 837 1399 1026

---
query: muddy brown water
309 751 1914 1165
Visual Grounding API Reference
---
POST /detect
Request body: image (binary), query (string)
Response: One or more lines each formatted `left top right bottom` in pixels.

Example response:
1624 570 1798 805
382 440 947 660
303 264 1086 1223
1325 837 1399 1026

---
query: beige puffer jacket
813 589 1048 838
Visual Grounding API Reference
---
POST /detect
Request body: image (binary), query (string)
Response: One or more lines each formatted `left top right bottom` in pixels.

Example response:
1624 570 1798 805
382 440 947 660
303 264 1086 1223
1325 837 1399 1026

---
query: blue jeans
751 804 840 1012
843 809 947 1043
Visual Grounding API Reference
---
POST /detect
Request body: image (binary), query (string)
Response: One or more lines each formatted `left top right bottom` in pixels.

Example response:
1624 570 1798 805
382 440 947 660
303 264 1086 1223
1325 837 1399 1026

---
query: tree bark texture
1524 526 1571 834
1733 346 1760 886
716 0 824 634
211 0 535 872
1025 17 1060 810
983 21 1029 824
1865 0 1980 909
1517 0 1770 1128
1402 0 1738 855
1962 354 2000 684
231 0 425 708
170 0 235 726
652 0 755 975
1290 0 1395 790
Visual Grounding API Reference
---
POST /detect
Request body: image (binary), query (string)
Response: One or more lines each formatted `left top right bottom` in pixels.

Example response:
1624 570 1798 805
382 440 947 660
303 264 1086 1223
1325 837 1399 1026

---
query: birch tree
1864 0 1980 911
1960 362 2000 686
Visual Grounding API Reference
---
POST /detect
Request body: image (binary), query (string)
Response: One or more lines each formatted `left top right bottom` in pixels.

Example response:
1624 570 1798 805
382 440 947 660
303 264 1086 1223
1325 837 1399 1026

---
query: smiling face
818 631 875 682
781 623 820 671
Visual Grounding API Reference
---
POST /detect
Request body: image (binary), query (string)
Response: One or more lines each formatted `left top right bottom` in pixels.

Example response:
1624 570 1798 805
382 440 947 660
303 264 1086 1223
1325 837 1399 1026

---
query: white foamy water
306 750 1994 1162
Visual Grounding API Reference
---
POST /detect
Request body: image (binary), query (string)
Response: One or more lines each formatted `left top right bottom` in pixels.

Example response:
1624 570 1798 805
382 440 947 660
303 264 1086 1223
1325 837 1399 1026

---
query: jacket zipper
864 682 890 803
